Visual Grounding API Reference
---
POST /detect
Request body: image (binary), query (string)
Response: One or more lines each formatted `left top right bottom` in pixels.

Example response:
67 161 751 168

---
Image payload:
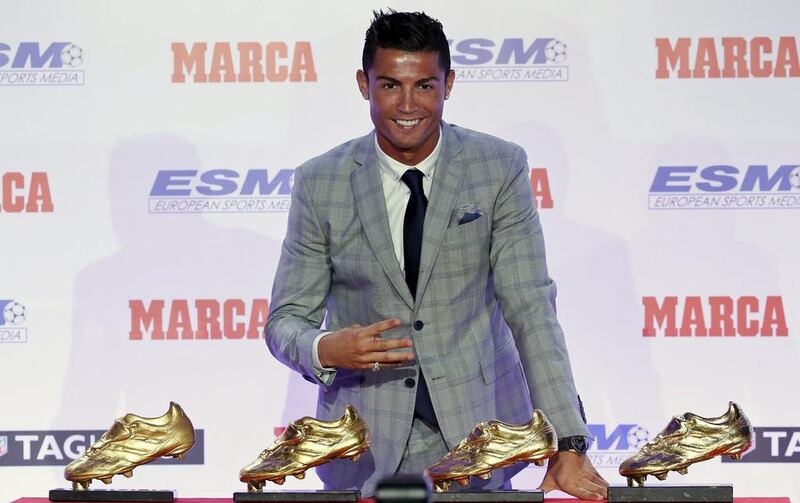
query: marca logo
1 172 54 213
0 299 28 343
648 164 800 210
530 168 553 209
642 296 788 337
0 430 204 466
0 42 85 86
656 37 800 79
587 424 649 468
129 299 269 340
171 42 317 83
448 38 568 82
721 427 800 463
149 169 293 213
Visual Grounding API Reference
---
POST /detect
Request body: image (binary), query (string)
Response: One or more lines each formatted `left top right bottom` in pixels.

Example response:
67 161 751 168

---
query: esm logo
656 37 800 79
586 424 649 468
149 169 294 213
648 164 800 210
0 42 85 86
0 299 28 343
448 38 568 82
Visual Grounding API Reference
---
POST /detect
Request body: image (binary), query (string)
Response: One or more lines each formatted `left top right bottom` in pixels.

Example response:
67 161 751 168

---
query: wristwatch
557 436 589 454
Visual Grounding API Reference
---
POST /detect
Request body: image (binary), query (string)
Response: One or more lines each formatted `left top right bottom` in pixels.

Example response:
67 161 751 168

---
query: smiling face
357 47 455 166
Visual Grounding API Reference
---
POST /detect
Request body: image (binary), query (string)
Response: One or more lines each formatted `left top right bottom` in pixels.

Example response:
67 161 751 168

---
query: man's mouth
394 118 422 128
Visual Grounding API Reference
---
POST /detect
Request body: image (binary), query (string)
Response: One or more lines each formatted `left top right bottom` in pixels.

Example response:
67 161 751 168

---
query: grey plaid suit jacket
266 122 589 493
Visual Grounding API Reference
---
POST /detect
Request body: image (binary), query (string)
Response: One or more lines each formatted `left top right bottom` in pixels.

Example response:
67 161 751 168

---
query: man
266 10 607 499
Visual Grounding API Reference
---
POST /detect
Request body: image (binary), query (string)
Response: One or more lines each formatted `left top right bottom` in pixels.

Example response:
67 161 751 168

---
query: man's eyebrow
375 75 440 84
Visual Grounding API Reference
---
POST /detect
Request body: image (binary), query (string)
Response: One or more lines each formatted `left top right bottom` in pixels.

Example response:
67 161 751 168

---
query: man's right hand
318 318 414 370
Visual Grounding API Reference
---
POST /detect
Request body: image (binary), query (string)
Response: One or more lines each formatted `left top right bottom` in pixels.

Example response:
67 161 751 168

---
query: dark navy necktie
400 169 438 427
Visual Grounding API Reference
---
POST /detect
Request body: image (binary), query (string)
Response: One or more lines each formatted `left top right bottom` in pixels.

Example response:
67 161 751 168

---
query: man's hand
318 318 414 370
539 451 608 500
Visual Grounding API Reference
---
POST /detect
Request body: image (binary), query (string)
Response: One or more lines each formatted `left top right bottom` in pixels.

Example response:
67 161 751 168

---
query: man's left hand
538 451 608 500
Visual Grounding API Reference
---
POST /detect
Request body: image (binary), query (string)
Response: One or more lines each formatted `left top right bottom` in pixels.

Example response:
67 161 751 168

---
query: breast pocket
440 217 490 271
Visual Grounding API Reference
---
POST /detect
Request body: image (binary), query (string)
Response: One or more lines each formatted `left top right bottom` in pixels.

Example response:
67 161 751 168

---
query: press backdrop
1 1 799 501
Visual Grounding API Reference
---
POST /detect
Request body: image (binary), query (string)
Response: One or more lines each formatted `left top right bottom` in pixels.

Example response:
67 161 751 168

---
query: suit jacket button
413 320 424 330
404 378 416 388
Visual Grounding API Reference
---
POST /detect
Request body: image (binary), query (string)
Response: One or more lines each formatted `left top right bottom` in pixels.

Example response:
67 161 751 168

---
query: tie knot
401 169 425 196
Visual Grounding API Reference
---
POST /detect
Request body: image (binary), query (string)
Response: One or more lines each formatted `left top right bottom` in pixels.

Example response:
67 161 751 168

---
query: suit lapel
351 135 415 310
416 123 466 305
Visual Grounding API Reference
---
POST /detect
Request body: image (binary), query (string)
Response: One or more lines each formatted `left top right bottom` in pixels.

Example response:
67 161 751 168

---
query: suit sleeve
489 146 589 438
265 166 335 385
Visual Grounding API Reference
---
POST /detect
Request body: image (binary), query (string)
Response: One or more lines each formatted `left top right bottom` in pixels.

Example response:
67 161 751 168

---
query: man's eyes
379 83 435 90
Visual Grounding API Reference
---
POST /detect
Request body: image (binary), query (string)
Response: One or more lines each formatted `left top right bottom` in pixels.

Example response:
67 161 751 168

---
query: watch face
573 437 588 453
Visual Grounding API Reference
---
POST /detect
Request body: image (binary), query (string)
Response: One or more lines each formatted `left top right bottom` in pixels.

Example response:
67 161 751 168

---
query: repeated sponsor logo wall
2 2 798 502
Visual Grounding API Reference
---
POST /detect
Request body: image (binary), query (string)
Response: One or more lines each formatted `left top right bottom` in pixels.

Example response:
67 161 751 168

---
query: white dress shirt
311 129 444 382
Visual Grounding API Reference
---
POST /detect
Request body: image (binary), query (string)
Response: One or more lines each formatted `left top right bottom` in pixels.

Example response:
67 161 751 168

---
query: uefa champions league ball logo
790 166 800 190
60 44 84 67
2 301 26 325
545 39 567 63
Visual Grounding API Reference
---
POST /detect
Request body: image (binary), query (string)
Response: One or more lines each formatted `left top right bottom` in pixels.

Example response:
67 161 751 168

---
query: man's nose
397 88 418 113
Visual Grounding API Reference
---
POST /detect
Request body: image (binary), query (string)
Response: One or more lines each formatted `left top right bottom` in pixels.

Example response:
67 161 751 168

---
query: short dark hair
362 10 451 76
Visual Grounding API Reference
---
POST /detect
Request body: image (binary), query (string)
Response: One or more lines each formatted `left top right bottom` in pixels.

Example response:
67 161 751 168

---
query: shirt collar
374 127 443 181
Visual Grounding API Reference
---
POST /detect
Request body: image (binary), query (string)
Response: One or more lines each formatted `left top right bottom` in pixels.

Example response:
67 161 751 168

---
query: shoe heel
723 442 750 461
340 445 367 462
165 445 192 460
520 448 556 466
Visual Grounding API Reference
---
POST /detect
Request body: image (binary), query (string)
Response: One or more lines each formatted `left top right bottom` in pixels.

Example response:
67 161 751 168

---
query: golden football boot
239 404 370 492
64 402 195 491
425 409 557 493
619 402 755 487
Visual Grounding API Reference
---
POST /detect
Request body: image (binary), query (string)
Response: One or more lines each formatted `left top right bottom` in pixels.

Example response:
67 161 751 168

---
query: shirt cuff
312 331 337 384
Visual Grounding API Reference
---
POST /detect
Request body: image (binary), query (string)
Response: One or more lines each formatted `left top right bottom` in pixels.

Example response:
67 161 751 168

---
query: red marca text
1 172 53 213
129 299 269 340
530 167 553 209
656 37 800 78
171 42 317 83
642 296 788 337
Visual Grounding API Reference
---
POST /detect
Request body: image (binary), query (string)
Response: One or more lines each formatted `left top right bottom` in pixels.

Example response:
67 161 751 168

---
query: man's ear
356 69 369 100
444 69 455 100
